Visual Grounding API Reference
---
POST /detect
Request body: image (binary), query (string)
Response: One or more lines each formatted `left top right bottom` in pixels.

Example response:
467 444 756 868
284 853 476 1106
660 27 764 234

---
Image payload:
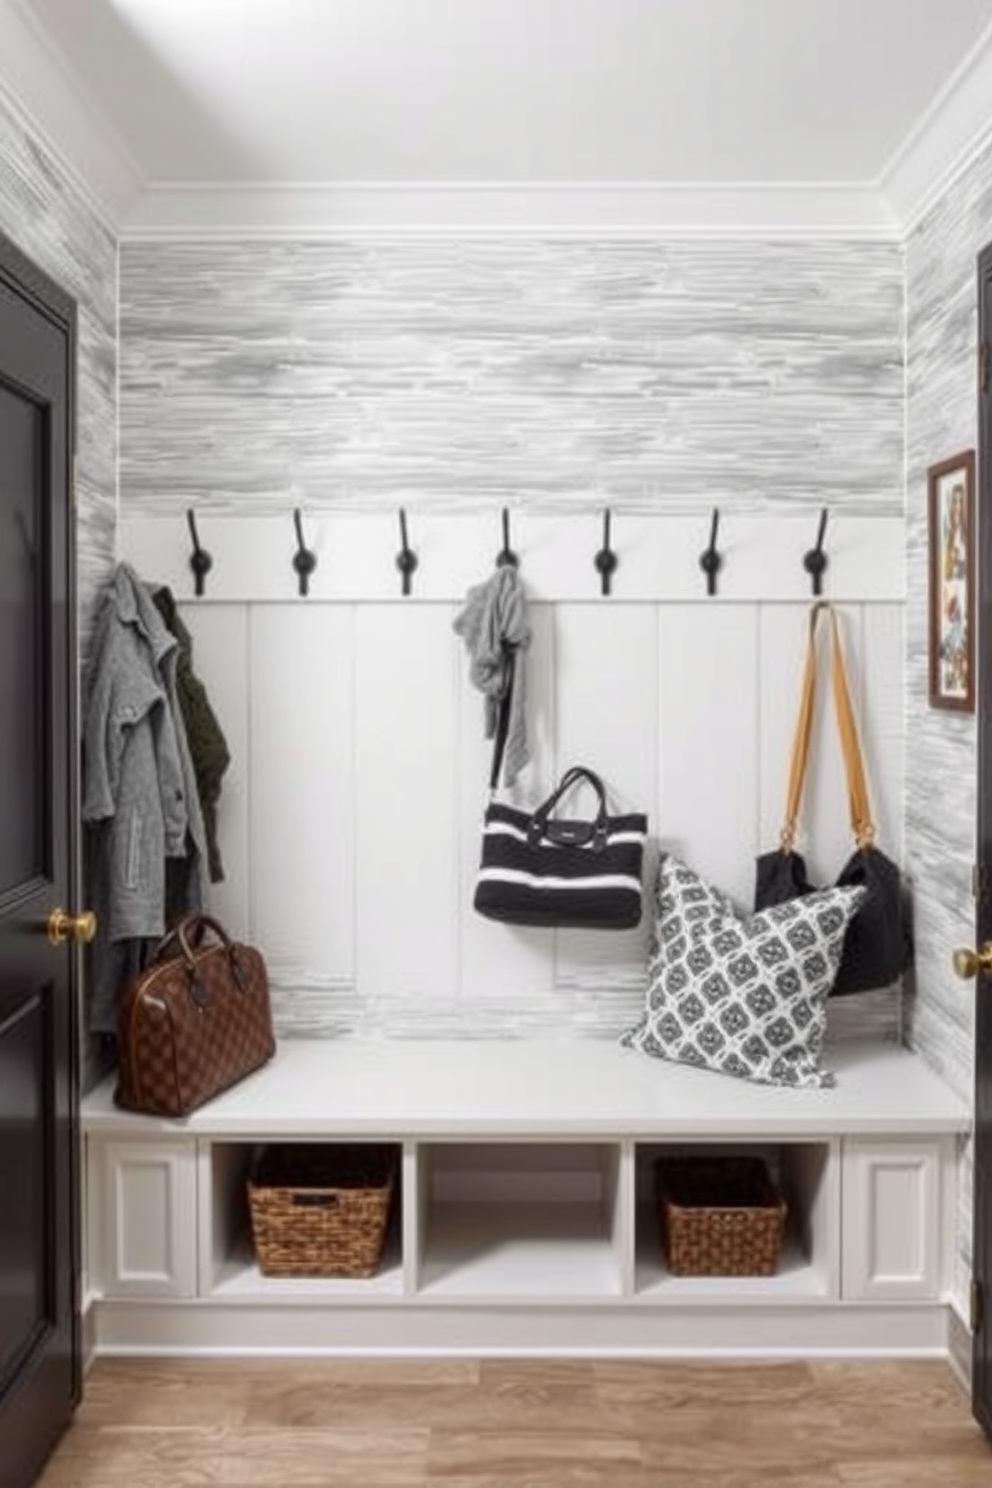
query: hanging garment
453 563 531 788
82 563 208 1033
152 585 231 884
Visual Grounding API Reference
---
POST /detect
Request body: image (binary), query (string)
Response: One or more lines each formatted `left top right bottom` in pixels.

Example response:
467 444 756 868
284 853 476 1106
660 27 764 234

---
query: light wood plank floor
34 1358 992 1488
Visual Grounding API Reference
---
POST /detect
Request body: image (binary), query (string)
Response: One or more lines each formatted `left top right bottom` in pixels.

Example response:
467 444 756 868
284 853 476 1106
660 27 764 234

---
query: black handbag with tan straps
754 603 912 997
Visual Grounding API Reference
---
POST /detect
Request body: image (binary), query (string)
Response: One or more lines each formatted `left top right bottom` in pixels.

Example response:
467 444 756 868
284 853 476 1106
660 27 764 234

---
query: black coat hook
594 509 618 596
396 508 418 596
292 509 317 597
186 509 212 597
803 508 829 596
496 508 519 568
699 507 723 597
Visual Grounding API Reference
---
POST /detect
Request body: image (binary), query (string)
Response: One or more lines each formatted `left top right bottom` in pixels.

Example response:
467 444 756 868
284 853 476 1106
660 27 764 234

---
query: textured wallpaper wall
905 136 992 1304
0 92 117 649
116 236 907 1047
119 239 903 517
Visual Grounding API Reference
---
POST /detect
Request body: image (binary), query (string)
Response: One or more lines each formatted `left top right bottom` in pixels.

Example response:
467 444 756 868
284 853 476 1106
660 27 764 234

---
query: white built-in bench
81 1037 970 1359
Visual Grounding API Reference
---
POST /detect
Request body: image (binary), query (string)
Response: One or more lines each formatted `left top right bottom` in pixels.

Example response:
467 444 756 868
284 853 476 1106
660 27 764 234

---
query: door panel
0 381 45 894
0 993 49 1377
974 241 992 1436
0 234 78 1488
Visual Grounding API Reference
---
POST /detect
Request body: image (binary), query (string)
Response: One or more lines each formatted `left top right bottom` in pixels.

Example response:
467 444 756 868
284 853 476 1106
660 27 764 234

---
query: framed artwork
928 449 976 712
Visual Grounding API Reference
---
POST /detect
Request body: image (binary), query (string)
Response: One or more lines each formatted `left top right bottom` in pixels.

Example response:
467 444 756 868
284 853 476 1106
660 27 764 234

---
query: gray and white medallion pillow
621 855 866 1089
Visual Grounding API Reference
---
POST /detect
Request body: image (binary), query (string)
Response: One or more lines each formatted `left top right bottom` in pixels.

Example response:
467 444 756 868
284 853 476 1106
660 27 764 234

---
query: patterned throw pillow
621 855 865 1089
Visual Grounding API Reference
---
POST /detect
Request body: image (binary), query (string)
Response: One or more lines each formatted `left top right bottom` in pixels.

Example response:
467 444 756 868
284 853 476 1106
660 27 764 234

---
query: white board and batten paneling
119 512 905 1042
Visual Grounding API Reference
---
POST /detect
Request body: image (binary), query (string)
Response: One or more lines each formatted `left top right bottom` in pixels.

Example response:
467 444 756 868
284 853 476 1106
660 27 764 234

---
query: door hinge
974 864 988 901
972 1279 984 1334
981 340 989 396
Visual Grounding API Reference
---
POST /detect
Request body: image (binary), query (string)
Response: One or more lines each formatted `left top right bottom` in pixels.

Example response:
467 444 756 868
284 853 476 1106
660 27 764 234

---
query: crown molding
3 0 990 244
121 178 898 241
0 0 142 232
878 14 992 235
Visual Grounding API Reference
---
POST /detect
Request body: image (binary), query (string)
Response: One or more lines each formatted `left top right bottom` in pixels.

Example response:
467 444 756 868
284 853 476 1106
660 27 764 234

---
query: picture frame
928 449 976 712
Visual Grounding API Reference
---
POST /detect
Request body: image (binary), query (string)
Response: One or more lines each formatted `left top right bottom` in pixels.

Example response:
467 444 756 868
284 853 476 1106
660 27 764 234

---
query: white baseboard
90 1297 952 1360
80 1297 99 1377
947 1298 973 1394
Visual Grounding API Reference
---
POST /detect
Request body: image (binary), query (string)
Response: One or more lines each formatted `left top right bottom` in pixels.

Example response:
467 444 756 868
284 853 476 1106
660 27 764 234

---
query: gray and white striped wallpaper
119 239 903 517
0 91 117 651
905 136 992 1305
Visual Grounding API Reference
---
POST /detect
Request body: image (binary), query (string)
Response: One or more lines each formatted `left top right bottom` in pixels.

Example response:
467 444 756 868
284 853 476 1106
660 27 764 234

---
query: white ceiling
5 0 992 232
23 0 992 182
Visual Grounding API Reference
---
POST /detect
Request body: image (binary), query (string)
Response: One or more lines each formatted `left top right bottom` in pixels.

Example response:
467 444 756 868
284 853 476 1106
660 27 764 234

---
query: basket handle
291 1192 340 1209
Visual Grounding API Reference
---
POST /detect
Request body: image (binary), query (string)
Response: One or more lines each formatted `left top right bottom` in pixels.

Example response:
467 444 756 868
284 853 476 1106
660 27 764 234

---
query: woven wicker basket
655 1156 787 1277
247 1144 397 1278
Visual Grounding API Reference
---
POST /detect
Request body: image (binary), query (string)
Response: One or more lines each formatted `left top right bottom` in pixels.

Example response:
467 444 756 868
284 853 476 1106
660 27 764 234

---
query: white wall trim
0 0 143 233
120 179 896 241
117 512 907 605
878 14 992 236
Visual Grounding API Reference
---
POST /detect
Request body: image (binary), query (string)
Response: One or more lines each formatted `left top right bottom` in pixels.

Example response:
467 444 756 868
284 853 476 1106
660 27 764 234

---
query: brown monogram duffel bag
115 913 276 1117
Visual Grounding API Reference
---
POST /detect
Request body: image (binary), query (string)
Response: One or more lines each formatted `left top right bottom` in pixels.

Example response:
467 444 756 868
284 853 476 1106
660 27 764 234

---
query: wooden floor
35 1358 992 1488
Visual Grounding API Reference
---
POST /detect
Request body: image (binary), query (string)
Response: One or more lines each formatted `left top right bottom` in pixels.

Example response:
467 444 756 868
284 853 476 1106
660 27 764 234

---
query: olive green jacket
152 586 231 884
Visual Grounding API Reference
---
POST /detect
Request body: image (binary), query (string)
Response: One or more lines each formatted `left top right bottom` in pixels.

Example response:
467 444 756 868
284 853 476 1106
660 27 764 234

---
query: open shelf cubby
633 1140 838 1301
416 1142 624 1299
205 1140 405 1300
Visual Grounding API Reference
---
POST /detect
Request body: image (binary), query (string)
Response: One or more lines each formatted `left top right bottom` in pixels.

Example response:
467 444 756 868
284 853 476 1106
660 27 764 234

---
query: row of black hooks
184 505 832 600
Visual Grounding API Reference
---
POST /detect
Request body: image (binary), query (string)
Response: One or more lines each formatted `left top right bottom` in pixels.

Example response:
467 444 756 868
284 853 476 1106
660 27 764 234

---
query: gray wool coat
83 563 208 1032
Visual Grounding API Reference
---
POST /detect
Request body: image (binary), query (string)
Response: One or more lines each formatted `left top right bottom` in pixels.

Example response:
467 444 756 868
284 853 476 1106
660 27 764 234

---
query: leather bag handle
150 912 209 965
780 602 875 854
173 914 248 1007
175 913 237 965
529 767 609 848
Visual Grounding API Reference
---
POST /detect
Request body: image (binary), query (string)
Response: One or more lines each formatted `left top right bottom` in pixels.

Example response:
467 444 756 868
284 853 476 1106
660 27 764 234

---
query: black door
0 232 81 1488
973 241 992 1435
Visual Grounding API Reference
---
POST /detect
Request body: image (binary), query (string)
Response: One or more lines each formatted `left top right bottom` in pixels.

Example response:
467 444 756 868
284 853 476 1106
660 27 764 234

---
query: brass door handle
47 908 97 947
953 944 992 980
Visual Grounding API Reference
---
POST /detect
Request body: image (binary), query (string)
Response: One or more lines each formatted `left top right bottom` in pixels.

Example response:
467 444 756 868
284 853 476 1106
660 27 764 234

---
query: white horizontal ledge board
117 513 905 604
81 1039 968 1140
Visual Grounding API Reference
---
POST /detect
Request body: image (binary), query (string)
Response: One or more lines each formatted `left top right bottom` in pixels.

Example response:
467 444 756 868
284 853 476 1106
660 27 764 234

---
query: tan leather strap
780 602 875 854
827 607 875 849
781 606 821 853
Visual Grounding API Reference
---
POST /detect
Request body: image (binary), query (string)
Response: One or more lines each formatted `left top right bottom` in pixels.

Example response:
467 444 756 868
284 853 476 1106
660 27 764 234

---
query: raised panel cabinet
841 1138 945 1302
96 1140 198 1299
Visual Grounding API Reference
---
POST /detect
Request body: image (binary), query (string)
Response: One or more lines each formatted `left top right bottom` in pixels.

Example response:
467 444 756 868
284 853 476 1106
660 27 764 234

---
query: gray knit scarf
453 564 531 788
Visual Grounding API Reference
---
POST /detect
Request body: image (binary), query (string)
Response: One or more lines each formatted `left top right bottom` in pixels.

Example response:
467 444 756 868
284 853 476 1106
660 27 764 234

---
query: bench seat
82 1035 969 1140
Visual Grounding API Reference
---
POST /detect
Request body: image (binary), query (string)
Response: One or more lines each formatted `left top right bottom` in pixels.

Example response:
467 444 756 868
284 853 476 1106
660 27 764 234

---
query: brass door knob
47 908 97 947
953 944 992 980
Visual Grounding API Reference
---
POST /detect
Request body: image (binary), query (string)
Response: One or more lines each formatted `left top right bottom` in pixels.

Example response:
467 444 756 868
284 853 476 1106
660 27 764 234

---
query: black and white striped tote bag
474 766 648 930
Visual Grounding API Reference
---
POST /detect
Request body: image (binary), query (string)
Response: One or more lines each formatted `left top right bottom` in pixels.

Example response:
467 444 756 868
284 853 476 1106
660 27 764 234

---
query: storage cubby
202 1140 405 1299
417 1142 625 1298
633 1140 838 1300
